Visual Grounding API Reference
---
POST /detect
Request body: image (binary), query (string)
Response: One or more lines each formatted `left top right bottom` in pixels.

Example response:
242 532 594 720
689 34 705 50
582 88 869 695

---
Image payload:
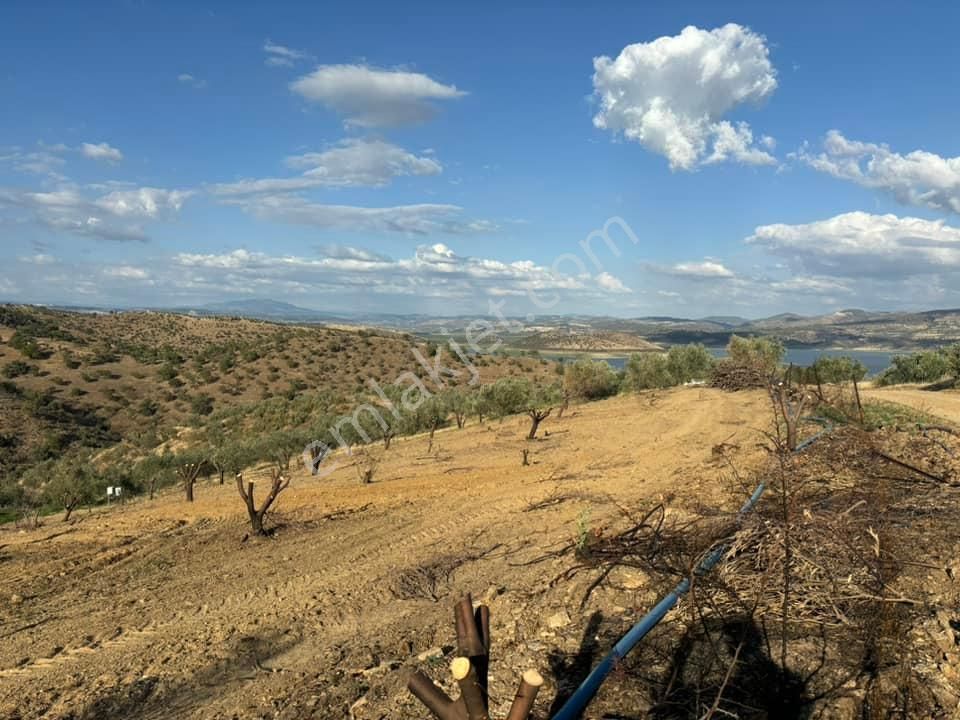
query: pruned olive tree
174 450 208 502
236 468 289 536
523 382 563 440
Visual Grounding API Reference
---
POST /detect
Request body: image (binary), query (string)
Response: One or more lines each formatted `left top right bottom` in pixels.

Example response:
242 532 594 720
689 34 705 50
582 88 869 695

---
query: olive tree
665 343 715 383
727 335 784 375
623 353 674 391
563 358 620 401
486 377 563 439
39 455 102 521
444 387 470 429
810 355 868 384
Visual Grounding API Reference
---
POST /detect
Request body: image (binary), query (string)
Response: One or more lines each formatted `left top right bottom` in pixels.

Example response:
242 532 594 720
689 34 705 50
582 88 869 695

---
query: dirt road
0 389 776 719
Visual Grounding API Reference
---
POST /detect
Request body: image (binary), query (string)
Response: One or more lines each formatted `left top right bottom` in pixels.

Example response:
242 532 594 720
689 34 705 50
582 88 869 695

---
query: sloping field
5 385 960 719
0 388 773 719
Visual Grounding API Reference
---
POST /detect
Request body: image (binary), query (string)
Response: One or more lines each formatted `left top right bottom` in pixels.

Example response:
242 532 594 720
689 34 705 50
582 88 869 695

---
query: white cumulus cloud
290 64 466 127
592 23 777 170
795 130 960 214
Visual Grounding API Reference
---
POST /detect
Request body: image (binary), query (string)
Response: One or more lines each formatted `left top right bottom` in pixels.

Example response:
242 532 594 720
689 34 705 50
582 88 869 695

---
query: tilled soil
2 387 958 719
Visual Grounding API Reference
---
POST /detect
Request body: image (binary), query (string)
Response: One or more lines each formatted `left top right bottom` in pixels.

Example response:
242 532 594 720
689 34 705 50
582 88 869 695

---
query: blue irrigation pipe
550 421 832 720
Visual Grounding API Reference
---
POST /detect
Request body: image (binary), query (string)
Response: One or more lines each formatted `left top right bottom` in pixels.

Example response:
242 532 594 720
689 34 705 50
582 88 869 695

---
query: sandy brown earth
2 386 959 719
861 384 960 424
0 388 778 719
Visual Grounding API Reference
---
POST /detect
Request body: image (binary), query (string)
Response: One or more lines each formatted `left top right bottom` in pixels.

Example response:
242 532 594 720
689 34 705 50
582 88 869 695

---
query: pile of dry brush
709 361 770 391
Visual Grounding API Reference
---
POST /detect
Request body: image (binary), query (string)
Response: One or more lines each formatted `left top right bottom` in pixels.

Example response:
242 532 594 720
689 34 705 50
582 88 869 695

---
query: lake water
580 348 898 376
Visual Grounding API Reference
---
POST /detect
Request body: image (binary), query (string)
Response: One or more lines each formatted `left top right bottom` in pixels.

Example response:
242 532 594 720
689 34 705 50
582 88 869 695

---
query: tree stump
408 593 543 720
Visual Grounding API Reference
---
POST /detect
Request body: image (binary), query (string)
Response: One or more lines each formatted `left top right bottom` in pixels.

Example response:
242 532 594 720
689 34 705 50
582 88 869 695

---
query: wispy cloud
211 138 442 196
263 39 310 67
224 194 495 236
177 73 207 89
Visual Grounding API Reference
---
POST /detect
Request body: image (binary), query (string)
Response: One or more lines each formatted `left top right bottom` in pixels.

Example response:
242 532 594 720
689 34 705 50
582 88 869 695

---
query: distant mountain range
32 300 960 349
191 299 343 322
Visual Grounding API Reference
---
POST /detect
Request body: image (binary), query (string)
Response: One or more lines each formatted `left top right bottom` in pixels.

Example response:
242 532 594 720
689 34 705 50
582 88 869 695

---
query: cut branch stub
407 593 542 720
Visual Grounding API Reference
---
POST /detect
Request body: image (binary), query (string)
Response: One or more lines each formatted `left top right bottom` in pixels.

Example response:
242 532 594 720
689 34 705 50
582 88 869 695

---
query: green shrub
2 360 35 378
9 331 48 359
88 345 118 365
875 350 950 386
665 343 715 383
726 335 784 374
61 350 81 369
623 353 674 390
563 358 620 400
190 393 215 417
157 363 179 382
809 355 868 384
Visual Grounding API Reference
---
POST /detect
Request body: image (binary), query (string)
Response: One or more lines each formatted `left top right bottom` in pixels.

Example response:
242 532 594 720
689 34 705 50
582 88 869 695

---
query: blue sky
2 1 960 318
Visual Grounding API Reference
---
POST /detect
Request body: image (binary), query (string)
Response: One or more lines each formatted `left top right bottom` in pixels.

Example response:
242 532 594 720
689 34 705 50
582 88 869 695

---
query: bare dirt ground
1 386 958 719
861 384 960 424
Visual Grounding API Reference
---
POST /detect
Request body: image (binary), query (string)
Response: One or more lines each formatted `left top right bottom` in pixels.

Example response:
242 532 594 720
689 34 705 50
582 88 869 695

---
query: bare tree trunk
526 409 551 440
237 470 289 536
177 462 204 503
63 498 78 522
